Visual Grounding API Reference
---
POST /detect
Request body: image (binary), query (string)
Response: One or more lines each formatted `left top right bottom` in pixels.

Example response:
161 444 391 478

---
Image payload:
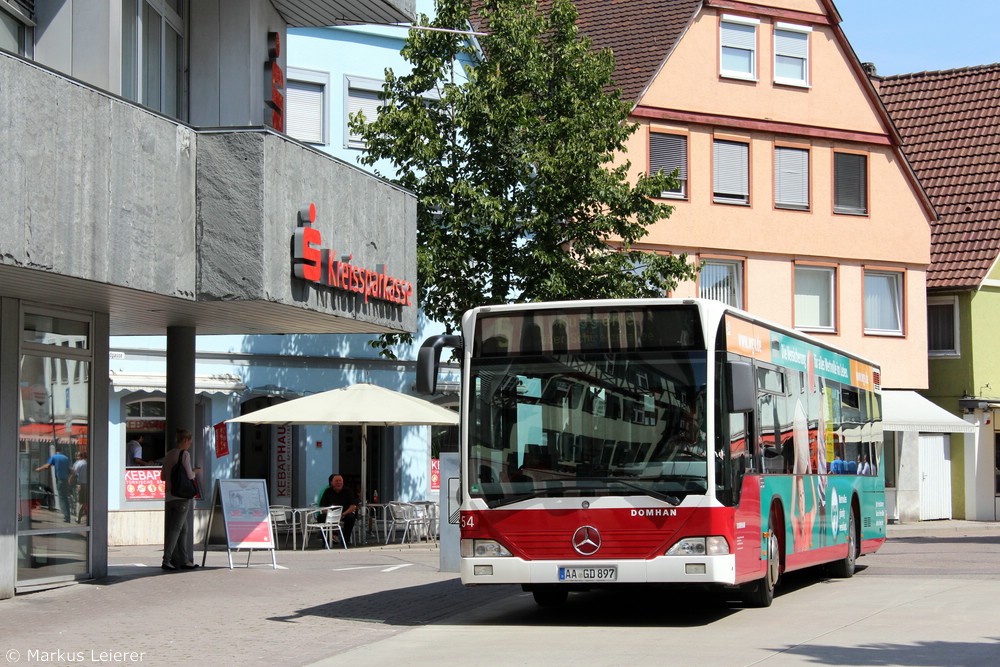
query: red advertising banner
430 458 440 491
125 467 165 500
214 421 230 458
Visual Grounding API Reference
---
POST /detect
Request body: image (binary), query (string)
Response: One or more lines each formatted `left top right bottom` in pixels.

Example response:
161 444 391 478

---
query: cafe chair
425 502 440 542
305 505 347 549
385 502 420 545
269 505 294 549
409 502 434 543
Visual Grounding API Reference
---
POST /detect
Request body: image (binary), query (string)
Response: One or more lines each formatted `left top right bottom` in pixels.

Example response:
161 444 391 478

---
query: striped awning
881 390 975 434
109 372 245 395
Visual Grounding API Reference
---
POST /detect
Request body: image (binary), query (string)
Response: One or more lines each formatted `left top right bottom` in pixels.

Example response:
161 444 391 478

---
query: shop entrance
16 310 93 589
239 397 296 505
339 425 384 503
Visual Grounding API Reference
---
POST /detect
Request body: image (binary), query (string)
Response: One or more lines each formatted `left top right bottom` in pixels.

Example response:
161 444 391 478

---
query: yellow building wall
620 1 931 389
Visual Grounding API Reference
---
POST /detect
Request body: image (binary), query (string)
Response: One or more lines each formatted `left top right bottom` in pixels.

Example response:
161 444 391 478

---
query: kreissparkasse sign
291 202 413 306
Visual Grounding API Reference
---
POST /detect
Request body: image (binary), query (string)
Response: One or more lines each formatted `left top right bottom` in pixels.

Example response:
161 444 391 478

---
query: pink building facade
607 0 935 390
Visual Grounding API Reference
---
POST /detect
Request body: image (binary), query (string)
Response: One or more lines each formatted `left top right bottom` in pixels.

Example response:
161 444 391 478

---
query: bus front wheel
743 514 781 607
531 586 569 607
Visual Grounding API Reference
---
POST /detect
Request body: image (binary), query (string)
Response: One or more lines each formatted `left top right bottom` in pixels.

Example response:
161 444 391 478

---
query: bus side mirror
726 360 755 413
447 476 461 524
416 334 463 394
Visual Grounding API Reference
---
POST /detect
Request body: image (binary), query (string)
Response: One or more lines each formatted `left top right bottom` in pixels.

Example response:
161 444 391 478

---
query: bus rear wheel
743 515 781 607
829 507 858 578
531 586 569 607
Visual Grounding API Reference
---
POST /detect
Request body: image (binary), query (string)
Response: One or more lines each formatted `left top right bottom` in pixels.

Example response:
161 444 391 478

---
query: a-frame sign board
201 479 277 569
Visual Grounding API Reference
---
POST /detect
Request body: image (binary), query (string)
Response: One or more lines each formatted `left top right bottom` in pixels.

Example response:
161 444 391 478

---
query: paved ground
1 520 998 667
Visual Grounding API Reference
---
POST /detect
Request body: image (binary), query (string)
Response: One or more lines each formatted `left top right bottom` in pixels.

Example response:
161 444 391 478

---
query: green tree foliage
354 0 694 357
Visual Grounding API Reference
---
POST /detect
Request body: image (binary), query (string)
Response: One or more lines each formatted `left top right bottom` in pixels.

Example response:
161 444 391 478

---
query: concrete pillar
964 411 997 521
165 326 196 561
0 298 19 599
896 431 921 523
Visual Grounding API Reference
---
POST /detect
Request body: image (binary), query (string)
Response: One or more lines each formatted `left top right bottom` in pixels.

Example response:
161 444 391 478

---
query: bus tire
532 586 569 607
743 509 782 608
829 505 858 579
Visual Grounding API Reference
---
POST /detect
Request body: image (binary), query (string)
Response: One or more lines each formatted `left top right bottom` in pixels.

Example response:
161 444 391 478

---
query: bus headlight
666 536 730 556
461 539 512 558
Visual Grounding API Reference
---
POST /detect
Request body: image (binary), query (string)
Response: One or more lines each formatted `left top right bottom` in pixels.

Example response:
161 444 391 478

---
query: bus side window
730 412 748 505
713 410 750 507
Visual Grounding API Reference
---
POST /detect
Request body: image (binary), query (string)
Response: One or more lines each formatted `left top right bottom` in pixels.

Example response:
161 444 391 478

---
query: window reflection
22 314 90 349
18 348 90 584
17 533 89 581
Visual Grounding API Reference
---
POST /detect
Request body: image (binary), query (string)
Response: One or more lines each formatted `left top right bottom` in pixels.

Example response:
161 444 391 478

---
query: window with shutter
345 75 385 149
834 152 868 214
794 266 835 331
775 146 809 210
699 260 744 308
286 79 326 145
774 24 810 86
650 133 687 198
714 139 750 205
720 16 758 80
864 270 903 334
1 7 26 54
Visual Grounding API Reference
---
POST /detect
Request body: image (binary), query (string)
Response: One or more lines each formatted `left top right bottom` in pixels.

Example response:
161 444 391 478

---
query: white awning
881 390 975 434
110 372 246 395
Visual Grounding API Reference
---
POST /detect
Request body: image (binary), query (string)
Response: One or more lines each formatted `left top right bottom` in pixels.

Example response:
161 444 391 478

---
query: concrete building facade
0 0 416 598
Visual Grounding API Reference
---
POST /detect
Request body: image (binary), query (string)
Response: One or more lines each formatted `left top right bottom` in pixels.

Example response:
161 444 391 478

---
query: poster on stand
201 479 276 569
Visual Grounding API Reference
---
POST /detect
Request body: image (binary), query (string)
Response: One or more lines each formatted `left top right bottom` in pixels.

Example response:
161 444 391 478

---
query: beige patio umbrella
227 383 458 504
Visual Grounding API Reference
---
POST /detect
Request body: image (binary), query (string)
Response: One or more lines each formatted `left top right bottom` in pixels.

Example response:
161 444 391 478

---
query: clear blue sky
836 0 1000 76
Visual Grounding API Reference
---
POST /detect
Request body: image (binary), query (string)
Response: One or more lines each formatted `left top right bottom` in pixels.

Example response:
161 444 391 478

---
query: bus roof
464 298 880 370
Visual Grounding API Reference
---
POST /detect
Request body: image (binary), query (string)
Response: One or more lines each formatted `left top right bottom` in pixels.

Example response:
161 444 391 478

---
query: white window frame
773 22 811 87
864 269 904 335
720 15 759 81
834 151 868 215
713 139 750 205
345 74 385 150
794 265 836 332
927 295 960 357
121 0 185 119
1 2 32 56
286 67 329 145
775 145 809 210
699 259 744 309
649 132 687 199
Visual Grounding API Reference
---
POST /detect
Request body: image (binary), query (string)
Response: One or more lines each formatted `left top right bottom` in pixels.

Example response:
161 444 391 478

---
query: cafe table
363 503 388 544
288 505 319 550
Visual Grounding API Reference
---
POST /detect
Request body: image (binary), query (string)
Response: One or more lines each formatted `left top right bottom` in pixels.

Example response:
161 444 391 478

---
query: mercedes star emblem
572 525 602 556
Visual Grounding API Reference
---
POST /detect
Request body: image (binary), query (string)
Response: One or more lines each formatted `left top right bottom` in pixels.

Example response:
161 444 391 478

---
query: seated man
319 474 358 546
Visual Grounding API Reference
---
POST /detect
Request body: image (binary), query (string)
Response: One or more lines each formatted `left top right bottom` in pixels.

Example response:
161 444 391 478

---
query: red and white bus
417 299 886 606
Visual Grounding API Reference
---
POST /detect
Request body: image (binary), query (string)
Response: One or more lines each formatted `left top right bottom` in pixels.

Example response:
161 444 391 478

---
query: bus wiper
566 478 681 506
488 492 544 509
488 480 681 508
606 478 681 506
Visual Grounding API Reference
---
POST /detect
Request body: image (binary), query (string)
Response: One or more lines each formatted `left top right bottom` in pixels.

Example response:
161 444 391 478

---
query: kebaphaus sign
291 203 413 306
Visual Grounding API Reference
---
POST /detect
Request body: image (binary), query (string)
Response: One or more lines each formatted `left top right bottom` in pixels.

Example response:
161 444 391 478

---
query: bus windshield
468 350 709 507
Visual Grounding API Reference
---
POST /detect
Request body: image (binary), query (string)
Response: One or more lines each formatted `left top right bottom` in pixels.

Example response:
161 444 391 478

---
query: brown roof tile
879 64 1000 290
470 0 702 102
